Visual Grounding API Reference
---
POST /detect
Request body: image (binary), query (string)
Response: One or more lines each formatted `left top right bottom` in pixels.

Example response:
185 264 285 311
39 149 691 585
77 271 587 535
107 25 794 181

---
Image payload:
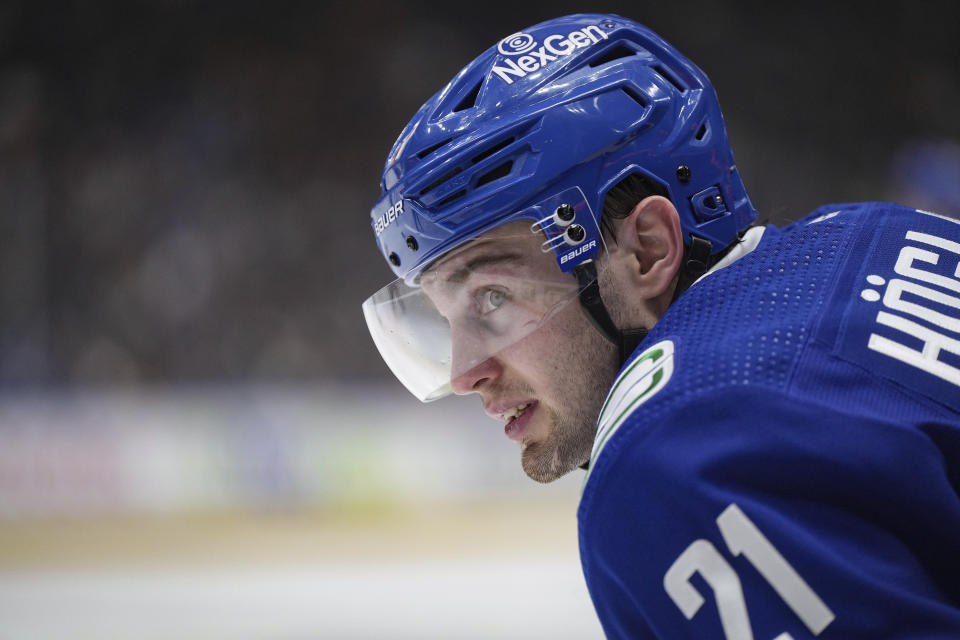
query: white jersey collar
695 225 766 285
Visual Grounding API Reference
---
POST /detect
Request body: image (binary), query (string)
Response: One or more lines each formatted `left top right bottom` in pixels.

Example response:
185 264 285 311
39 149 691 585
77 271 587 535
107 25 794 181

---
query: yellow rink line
0 498 582 570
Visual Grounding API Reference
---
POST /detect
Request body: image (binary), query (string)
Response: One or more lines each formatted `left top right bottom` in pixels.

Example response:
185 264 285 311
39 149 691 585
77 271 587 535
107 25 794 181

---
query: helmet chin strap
573 237 712 473
573 261 647 367
573 260 643 474
572 235 712 366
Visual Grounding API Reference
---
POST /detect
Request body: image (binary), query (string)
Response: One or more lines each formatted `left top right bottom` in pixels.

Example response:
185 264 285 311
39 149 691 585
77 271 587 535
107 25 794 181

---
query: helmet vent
475 160 514 187
588 43 638 68
435 189 467 208
621 86 648 108
471 136 515 164
653 64 686 93
695 122 708 141
416 137 454 159
453 80 483 112
420 167 463 196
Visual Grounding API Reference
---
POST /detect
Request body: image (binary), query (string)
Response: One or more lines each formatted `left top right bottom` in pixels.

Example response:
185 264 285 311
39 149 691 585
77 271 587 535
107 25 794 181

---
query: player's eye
477 287 507 315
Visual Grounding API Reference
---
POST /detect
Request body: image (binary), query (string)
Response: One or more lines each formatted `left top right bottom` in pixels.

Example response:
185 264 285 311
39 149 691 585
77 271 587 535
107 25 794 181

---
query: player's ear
613 195 684 298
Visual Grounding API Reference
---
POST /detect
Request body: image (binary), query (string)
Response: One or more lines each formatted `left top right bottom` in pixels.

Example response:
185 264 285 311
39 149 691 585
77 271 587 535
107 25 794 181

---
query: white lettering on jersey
860 229 960 387
664 504 835 639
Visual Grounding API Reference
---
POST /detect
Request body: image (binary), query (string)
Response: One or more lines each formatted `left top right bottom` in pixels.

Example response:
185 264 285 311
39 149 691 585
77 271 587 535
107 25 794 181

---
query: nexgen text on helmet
492 25 609 85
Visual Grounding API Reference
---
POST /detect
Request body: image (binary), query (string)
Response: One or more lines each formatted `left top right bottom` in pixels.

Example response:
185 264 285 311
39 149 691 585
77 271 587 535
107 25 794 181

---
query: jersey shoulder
579 382 960 639
578 202 960 638
589 201 960 468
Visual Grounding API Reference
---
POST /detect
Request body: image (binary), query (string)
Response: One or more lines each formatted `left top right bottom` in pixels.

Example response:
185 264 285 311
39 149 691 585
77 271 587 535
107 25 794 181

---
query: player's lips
485 399 538 442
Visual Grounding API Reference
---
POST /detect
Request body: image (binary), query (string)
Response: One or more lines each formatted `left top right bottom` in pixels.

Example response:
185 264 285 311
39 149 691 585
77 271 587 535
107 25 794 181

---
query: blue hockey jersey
578 203 960 639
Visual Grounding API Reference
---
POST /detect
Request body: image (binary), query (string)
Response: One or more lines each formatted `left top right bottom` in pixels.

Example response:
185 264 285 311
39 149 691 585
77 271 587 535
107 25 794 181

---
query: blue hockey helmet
364 14 758 401
370 13 757 282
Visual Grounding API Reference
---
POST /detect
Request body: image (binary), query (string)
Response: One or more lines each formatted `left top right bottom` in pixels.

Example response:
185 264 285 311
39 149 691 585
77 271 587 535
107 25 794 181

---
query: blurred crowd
0 1 957 387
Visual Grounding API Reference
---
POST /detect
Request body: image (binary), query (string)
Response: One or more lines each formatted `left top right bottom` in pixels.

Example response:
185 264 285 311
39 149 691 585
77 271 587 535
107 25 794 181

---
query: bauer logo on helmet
373 199 404 237
559 239 598 265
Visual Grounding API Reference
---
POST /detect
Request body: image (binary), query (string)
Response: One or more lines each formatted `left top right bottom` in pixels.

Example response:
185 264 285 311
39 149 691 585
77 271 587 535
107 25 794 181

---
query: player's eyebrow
444 252 523 284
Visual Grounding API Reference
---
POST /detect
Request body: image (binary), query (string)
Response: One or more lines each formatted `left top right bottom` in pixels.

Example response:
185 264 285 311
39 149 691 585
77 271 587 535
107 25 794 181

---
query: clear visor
363 197 604 401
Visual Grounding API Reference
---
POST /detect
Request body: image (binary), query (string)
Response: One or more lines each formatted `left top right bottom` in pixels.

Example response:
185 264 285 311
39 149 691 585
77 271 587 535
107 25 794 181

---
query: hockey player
362 14 960 638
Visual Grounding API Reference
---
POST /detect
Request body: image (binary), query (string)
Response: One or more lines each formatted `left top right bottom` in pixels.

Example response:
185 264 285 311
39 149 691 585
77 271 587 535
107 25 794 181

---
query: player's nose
449 327 502 395
450 356 502 395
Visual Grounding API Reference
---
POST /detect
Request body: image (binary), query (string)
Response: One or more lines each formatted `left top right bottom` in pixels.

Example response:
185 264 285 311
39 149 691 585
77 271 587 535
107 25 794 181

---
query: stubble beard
520 327 619 483
520 404 601 483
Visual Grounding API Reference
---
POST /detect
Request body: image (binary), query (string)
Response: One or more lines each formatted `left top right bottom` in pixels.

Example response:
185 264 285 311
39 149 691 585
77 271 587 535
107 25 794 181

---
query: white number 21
663 504 835 640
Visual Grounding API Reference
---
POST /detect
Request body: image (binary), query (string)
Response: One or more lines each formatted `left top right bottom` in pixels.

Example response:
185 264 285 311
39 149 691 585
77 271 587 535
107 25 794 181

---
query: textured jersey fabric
578 203 960 639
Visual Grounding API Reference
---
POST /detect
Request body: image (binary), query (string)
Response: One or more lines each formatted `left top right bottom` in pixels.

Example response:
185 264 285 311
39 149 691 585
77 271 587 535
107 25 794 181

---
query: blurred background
0 1 957 637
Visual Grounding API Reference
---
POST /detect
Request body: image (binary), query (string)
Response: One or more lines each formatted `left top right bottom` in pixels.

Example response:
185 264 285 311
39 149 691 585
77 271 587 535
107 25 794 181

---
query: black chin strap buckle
672 235 713 302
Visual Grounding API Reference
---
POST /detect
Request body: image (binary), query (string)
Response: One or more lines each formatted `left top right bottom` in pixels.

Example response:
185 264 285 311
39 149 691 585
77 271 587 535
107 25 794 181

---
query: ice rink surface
0 556 601 639
0 503 604 639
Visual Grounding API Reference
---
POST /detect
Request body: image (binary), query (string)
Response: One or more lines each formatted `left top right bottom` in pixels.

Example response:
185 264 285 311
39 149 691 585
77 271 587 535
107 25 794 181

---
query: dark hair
600 173 669 241
600 172 745 297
